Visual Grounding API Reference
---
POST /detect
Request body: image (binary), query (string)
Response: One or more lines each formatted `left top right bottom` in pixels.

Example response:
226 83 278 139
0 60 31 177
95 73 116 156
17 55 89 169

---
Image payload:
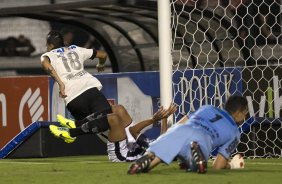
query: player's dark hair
224 95 248 114
46 30 64 49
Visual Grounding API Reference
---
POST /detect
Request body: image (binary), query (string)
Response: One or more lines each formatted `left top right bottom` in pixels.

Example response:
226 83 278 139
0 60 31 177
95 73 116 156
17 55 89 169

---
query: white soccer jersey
41 45 102 104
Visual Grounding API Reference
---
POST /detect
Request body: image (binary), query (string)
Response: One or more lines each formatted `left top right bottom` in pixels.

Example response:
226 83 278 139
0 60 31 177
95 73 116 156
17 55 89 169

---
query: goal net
170 0 282 158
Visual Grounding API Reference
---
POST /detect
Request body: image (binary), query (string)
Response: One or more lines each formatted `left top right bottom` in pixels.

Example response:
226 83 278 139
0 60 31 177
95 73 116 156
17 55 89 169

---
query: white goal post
158 0 173 109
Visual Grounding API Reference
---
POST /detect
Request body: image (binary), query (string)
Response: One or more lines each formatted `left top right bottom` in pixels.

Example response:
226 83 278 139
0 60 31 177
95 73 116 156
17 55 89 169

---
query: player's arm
160 117 168 135
129 104 176 138
212 153 230 170
83 46 107 72
213 136 244 170
213 153 244 170
91 50 107 72
160 103 177 134
41 56 67 98
161 107 188 134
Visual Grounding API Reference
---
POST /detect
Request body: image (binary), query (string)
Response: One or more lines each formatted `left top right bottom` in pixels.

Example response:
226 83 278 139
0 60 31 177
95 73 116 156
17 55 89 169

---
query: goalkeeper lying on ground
128 95 247 174
49 104 176 162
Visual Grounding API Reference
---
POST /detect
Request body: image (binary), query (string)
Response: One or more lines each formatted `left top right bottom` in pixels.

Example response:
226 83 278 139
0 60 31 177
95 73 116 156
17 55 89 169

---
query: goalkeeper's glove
229 154 244 169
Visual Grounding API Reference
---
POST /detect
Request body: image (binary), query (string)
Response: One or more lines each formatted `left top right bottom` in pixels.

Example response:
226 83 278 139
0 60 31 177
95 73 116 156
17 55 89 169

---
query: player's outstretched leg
127 154 154 174
190 141 207 174
49 125 76 143
57 114 76 128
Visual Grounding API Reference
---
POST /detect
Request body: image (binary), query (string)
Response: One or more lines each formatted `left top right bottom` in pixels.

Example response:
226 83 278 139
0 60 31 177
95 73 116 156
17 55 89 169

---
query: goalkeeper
128 95 248 174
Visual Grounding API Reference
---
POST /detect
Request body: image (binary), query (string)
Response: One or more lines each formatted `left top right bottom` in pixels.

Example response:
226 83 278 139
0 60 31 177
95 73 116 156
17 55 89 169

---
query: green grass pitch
0 156 281 184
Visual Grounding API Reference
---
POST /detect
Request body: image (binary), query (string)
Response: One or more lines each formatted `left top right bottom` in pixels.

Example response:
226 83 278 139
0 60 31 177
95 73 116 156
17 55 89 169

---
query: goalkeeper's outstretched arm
212 153 230 170
212 153 244 170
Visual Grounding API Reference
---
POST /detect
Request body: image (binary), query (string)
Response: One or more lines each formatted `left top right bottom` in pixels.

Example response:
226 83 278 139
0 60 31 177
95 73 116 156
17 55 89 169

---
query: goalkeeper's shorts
147 124 211 164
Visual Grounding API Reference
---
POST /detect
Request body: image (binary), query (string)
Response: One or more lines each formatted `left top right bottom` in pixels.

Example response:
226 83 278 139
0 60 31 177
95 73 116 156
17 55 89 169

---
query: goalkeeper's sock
69 127 91 137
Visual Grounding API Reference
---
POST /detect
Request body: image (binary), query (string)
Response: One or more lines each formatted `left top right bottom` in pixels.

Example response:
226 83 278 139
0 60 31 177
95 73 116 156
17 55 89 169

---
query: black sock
136 133 149 150
80 115 110 134
75 108 113 127
69 127 91 137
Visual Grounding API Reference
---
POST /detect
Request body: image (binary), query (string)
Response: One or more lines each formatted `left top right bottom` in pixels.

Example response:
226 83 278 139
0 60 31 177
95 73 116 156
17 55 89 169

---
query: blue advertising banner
173 67 243 120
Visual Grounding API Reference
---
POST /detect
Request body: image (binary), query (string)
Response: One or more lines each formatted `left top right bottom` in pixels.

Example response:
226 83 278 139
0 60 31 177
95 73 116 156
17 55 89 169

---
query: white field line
208 160 282 166
1 160 281 166
0 160 110 165
83 160 282 166
0 161 53 165
245 162 282 166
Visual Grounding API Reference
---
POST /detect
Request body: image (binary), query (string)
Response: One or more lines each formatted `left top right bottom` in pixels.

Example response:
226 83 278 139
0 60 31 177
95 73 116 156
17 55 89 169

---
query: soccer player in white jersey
41 30 113 122
128 95 248 174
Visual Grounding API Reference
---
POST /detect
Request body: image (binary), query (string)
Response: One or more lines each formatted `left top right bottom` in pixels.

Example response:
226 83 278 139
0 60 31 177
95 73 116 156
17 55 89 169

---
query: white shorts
107 122 143 162
107 139 128 162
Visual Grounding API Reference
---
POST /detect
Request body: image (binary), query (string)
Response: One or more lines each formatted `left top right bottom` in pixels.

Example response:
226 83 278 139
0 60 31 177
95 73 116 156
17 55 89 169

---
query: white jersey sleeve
75 46 96 61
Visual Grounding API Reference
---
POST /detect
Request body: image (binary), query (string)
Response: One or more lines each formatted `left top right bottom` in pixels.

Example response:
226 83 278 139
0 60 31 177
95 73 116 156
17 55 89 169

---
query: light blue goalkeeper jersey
148 105 240 164
186 105 240 158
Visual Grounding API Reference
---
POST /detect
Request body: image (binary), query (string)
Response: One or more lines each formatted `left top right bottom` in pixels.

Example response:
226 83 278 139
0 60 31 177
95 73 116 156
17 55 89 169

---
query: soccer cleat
49 125 76 143
179 162 189 170
127 154 153 174
57 114 76 129
190 141 207 174
128 162 143 174
177 155 189 170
